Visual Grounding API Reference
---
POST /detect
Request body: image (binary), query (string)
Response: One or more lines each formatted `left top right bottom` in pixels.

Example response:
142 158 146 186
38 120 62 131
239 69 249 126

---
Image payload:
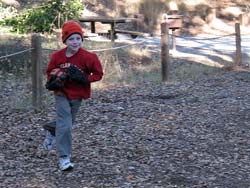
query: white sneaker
43 131 56 150
59 157 74 171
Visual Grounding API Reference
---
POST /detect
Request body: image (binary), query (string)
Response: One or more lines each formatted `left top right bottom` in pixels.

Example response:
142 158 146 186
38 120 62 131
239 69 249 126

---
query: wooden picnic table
79 17 135 41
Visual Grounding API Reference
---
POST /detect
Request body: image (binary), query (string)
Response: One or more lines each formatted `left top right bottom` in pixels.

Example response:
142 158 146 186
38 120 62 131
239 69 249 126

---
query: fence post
172 29 176 52
31 33 43 109
161 22 169 82
235 22 242 66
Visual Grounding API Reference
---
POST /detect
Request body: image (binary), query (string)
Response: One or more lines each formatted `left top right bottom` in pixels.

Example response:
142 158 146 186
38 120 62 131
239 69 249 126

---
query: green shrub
0 0 84 33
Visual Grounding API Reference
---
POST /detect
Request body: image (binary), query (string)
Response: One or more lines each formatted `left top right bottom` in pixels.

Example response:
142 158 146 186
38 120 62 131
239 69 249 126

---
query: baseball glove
45 68 68 91
68 64 88 84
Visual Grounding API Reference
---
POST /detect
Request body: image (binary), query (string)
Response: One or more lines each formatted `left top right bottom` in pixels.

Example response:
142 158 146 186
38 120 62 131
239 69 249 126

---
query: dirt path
2 68 250 188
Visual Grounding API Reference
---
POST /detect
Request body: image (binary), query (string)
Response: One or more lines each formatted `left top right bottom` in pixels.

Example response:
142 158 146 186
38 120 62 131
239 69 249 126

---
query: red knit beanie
61 20 84 43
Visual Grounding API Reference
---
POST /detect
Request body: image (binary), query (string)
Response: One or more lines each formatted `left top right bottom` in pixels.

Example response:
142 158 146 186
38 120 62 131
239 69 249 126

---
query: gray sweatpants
55 94 82 158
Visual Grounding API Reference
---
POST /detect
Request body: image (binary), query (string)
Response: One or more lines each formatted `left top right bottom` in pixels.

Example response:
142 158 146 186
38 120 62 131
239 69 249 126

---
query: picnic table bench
112 29 151 38
79 17 137 41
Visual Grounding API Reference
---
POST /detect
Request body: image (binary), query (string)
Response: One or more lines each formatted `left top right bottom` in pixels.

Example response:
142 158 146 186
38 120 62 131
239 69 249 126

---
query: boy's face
65 33 82 54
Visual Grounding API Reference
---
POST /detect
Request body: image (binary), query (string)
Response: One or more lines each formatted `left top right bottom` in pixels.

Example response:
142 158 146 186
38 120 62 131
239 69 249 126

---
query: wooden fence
160 21 243 82
31 34 43 110
28 21 244 108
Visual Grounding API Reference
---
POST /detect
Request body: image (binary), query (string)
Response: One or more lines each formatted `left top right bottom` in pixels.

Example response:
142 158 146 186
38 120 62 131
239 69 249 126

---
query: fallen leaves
2 70 250 187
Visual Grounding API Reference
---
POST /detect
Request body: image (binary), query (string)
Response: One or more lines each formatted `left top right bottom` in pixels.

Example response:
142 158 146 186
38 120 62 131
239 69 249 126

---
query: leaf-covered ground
1 68 250 188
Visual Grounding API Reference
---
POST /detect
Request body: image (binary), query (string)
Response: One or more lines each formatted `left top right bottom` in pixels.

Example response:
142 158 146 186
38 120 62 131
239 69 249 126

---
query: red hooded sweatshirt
46 47 103 99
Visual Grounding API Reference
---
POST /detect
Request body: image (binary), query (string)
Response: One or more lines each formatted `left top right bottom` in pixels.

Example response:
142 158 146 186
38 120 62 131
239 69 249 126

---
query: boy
44 20 103 171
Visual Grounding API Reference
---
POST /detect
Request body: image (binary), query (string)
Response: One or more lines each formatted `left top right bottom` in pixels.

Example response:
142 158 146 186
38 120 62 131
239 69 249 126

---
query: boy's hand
68 64 88 84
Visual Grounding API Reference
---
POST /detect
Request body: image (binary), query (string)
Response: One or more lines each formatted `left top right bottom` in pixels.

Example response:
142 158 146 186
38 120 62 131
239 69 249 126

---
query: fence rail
0 48 34 60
